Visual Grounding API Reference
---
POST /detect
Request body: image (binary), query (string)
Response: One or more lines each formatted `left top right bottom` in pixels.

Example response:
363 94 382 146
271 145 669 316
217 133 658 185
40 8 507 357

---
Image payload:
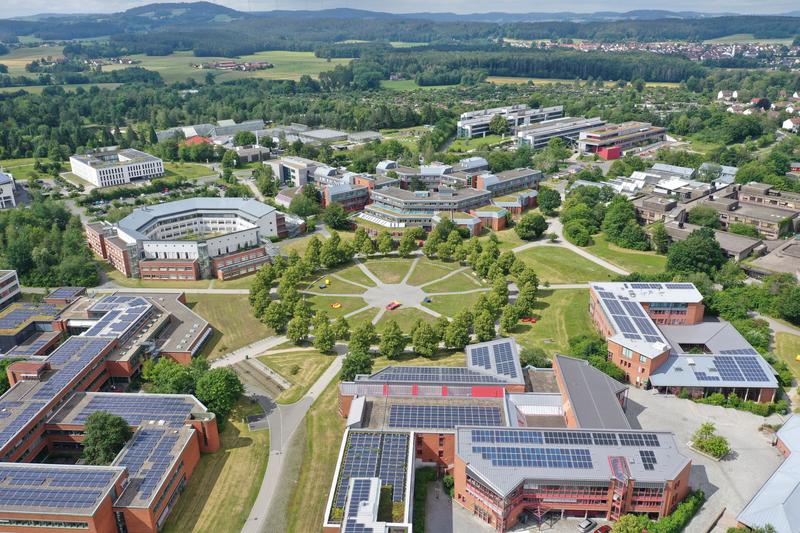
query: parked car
594 526 611 533
578 519 596 533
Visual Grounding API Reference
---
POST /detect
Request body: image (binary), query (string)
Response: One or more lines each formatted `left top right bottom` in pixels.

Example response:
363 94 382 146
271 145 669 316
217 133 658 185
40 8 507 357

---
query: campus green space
422 271 482 293
163 162 215 180
330 262 377 287
258 348 335 404
508 288 593 356
376 307 437 332
161 401 268 533
305 294 367 319
481 227 528 251
306 275 368 294
448 134 511 153
421 291 486 317
101 51 352 83
585 234 666 275
362 259 415 284
775 333 800 379
514 247 616 283
405 258 459 286
102 264 213 289
186 294 274 360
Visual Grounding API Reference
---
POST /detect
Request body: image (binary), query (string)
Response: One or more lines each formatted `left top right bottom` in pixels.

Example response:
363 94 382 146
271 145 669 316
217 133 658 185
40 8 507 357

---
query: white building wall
0 181 16 209
69 155 164 188
142 241 200 260
0 271 20 308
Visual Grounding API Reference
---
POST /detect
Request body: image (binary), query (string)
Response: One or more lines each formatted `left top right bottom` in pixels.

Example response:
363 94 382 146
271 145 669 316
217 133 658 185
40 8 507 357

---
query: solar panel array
33 338 111 401
388 404 503 430
0 467 118 511
368 366 507 384
640 450 657 471
343 520 381 533
333 432 408 512
7 336 52 356
693 356 771 383
597 289 666 345
470 429 661 448
46 287 84 300
84 296 152 339
0 304 58 331
492 341 518 378
470 346 490 369
0 402 45 447
346 478 373 516
70 395 196 426
114 429 179 502
471 446 593 469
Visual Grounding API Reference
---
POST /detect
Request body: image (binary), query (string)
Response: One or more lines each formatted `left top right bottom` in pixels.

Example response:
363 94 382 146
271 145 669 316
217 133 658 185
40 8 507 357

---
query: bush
412 467 437 533
691 423 730 459
442 475 454 497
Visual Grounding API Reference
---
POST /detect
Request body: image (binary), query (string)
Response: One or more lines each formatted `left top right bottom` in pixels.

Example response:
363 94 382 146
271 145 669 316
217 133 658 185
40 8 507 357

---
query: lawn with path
362 259 412 284
422 291 486 318
376 307 437 333
775 333 800 378
161 401 268 533
422 270 482 293
405 258 459 286
515 247 615 283
508 288 593 356
187 294 273 360
305 294 367 319
480 227 528 251
585 234 666 275
305 274 368 295
258 348 335 404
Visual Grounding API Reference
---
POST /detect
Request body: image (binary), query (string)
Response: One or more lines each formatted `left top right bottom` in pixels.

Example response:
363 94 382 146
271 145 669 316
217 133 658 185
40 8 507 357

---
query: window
639 355 647 364
622 347 633 358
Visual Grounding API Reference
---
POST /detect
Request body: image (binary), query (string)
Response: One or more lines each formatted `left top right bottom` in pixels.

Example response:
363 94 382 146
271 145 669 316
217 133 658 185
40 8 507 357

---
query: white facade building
69 147 164 188
0 172 16 209
0 270 20 309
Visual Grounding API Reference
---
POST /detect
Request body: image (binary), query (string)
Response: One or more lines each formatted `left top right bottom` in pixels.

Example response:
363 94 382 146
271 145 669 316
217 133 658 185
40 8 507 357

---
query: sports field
101 51 352 83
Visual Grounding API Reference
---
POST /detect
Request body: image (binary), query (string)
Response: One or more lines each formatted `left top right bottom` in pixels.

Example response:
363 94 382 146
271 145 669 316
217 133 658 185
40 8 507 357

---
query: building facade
516 117 607 149
577 122 667 155
70 147 164 188
457 105 564 138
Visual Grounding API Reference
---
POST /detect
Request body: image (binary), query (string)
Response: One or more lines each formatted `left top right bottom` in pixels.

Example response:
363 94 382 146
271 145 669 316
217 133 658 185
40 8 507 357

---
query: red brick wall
85 226 107 259
414 432 455 467
138 260 200 281
106 241 131 277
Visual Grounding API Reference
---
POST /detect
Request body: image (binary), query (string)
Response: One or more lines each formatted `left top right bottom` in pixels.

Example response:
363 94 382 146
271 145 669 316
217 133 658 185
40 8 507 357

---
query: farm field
486 76 680 88
0 83 122 94
380 80 452 91
514 247 616 283
508 288 593 356
102 51 352 83
703 34 795 45
585 234 666 275
1 45 65 75
161 401 268 533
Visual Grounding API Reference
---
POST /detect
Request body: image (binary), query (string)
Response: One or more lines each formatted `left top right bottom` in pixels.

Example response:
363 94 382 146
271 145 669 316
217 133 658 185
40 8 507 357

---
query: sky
2 0 799 17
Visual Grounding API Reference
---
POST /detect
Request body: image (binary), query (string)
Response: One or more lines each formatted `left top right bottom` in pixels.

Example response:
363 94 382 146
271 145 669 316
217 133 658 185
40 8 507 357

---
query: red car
386 301 401 311
594 526 612 533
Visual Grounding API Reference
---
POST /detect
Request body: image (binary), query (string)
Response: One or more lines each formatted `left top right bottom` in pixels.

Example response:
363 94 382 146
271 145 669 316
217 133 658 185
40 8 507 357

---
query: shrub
442 474 454 497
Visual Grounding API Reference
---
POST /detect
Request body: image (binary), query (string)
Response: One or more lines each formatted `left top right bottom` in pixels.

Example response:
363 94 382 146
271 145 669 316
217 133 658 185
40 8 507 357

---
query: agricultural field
486 76 680 88
0 83 122 94
380 80 452 91
514 247 616 283
703 34 796 45
0 45 65 76
101 51 352 83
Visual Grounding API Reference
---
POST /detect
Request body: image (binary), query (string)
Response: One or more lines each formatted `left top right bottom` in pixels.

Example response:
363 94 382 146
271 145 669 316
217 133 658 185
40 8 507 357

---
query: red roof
182 135 212 146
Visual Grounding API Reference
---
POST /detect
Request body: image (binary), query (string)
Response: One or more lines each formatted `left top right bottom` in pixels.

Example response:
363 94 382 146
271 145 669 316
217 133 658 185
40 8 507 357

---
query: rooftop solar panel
387 405 503 429
472 446 593 469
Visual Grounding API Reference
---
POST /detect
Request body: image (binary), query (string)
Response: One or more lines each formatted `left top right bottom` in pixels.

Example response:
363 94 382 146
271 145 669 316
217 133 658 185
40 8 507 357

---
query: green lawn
161 401 268 533
0 157 39 168
1 45 65 76
304 276 367 295
775 333 800 379
585 234 666 275
422 291 486 317
380 80 452 91
209 275 257 290
164 162 216 180
329 263 376 287
448 134 511 153
421 271 482 293
362 259 412 284
389 41 429 48
103 265 212 289
405 258 459 286
187 294 274 360
305 294 367 319
508 289 593 357
480 227 527 251
515 247 615 283
376 307 437 333
102 51 352 84
280 234 317 257
258 348 335 404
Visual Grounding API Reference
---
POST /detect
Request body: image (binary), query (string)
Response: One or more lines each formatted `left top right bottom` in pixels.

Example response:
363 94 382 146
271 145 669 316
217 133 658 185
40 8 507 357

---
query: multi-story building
700 194 798 240
457 104 564 138
0 171 17 208
516 116 607 149
361 187 492 229
69 147 164 188
738 182 800 211
86 198 285 281
475 168 543 197
323 182 370 212
663 220 765 261
0 270 20 309
589 282 779 401
577 122 667 159
633 196 678 224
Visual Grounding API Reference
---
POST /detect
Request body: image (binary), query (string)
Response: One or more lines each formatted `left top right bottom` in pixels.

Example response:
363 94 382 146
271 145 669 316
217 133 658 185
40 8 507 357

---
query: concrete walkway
209 335 289 369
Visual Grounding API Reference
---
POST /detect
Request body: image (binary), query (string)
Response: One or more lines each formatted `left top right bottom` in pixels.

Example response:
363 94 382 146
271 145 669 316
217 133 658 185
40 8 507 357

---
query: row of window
0 518 89 529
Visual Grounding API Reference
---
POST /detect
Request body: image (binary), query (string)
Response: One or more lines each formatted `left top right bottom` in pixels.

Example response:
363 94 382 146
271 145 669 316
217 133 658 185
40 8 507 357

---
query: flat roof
48 392 205 427
372 186 491 203
117 292 210 355
71 148 160 168
361 397 507 432
731 203 798 223
554 355 630 430
664 221 762 254
456 427 689 497
0 463 125 517
0 303 60 335
45 287 85 301
650 353 779 389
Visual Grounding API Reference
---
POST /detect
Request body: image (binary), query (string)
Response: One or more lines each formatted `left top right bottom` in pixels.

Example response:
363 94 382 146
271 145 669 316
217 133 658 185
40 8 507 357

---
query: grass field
422 291 486 318
486 76 680 88
328 263 376 288
258 348 335 404
362 259 413 284
481 227 528 251
422 271 482 293
102 51 351 83
163 162 216 180
376 307 437 332
405 259 459 286
0 83 122 94
161 401 268 533
508 288 593 356
515 247 615 283
305 294 367 319
1 45 65 76
775 333 800 379
703 34 796 45
306 276 367 295
186 294 274 360
448 134 512 153
103 266 213 289
209 275 257 290
380 80 453 91
389 41 429 48
585 234 666 275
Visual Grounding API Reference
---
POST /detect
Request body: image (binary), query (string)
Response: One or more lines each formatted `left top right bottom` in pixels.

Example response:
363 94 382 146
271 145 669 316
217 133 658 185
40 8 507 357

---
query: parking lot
429 388 788 533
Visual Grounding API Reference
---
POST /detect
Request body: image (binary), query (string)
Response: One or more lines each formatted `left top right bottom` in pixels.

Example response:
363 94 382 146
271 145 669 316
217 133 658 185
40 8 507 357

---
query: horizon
3 0 799 18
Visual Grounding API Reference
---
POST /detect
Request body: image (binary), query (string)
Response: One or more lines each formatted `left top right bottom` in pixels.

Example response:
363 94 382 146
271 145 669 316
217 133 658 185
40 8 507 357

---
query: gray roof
456 427 690 498
658 320 752 354
649 353 779 389
0 172 13 186
554 355 630 430
663 221 762 255
737 415 800 533
117 198 276 241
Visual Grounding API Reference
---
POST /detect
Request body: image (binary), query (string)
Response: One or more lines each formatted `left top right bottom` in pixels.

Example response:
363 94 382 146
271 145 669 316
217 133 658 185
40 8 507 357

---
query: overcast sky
3 0 798 17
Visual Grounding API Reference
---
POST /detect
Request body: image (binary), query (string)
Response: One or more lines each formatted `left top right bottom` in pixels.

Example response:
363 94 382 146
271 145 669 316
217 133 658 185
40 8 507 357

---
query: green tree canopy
82 411 132 465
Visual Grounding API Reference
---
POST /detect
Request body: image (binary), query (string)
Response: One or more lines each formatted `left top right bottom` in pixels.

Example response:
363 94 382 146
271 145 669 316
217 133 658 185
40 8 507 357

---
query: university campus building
328 338 692 532
457 105 564 139
516 116 607 149
589 282 779 402
577 122 667 160
69 147 164 189
85 198 286 281
0 283 218 533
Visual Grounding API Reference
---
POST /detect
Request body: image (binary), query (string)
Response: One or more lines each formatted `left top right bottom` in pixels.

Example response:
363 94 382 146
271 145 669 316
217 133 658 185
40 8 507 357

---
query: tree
728 222 760 238
142 357 194 394
692 422 730 459
304 235 322 271
519 346 551 368
233 131 256 146
687 205 721 229
444 311 472 349
349 322 377 355
353 227 369 253
221 149 238 169
377 231 394 255
515 213 548 240
537 187 561 215
412 323 440 357
650 222 671 254
667 227 726 275
341 351 373 381
398 232 416 257
82 412 132 465
776 285 800 325
488 114 509 135
332 317 350 340
564 220 591 246
379 320 406 360
500 305 520 334
287 315 310 344
602 196 647 250
289 194 320 217
473 311 496 342
314 321 336 353
612 513 652 533
195 368 245 422
323 203 350 230
262 301 290 332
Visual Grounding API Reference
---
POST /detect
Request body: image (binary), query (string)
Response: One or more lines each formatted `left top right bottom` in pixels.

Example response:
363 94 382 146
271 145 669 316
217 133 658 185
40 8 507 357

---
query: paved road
751 312 800 339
